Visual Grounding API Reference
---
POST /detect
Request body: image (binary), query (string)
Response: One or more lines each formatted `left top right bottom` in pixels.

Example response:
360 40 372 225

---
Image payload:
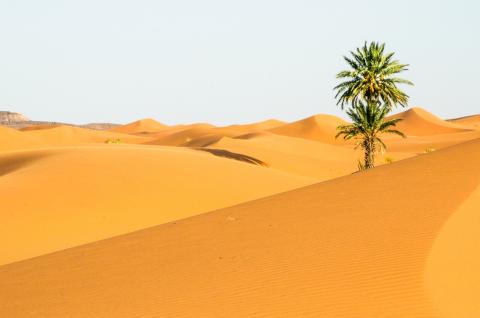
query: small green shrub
384 156 395 164
357 160 366 171
105 138 122 144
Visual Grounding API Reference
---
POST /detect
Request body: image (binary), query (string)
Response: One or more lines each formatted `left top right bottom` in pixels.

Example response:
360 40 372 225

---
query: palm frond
333 41 412 109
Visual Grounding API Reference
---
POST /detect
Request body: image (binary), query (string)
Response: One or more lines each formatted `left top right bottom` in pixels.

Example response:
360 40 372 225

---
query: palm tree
334 42 413 110
336 101 405 170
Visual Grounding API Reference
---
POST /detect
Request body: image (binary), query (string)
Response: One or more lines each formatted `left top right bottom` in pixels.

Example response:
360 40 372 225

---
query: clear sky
0 0 478 125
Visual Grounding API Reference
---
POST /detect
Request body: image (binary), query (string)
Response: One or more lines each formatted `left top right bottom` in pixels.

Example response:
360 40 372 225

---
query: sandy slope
145 124 241 146
426 185 480 316
2 138 479 317
269 114 348 144
0 126 39 151
19 124 63 131
222 119 286 131
383 130 480 153
145 119 284 147
448 114 480 129
21 125 151 146
0 145 312 265
110 118 167 134
388 107 471 136
197 132 358 180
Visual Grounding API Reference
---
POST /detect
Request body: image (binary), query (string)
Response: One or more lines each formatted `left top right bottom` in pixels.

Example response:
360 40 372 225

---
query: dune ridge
145 125 240 146
448 114 480 129
203 133 358 180
1 138 479 317
388 107 471 136
0 145 313 265
269 114 348 143
0 125 43 151
20 125 151 146
111 118 167 134
223 119 286 131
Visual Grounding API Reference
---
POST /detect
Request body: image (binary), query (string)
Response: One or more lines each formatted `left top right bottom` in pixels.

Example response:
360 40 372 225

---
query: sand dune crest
111 118 167 134
388 107 471 136
0 145 312 265
269 114 348 143
2 137 479 317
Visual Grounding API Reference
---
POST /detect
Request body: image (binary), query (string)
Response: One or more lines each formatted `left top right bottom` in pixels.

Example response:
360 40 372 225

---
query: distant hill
0 111 29 124
81 123 120 130
0 111 118 130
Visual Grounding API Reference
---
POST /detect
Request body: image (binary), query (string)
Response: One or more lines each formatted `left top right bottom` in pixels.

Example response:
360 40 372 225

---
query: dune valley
0 107 480 317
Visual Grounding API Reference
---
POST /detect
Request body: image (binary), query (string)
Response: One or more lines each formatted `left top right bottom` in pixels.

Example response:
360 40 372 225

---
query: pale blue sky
0 0 478 125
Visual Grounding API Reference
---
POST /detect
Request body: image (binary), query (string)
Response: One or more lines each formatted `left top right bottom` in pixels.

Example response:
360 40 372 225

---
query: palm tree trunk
364 138 375 169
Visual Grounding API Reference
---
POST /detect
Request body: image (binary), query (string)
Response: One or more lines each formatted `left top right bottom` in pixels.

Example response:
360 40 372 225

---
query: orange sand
269 114 348 144
21 125 152 147
0 126 39 151
448 114 480 129
200 132 358 180
1 108 480 317
111 118 167 134
0 145 313 265
388 107 471 136
1 139 479 317
145 119 284 147
145 124 240 146
222 118 286 131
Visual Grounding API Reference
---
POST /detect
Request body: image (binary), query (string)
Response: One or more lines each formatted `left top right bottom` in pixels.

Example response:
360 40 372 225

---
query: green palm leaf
334 41 413 109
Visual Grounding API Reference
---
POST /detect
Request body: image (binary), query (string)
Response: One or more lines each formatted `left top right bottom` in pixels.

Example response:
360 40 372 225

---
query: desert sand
269 114 349 144
0 125 39 151
387 107 472 136
0 145 313 265
110 118 168 134
1 137 479 317
1 107 480 317
448 114 480 129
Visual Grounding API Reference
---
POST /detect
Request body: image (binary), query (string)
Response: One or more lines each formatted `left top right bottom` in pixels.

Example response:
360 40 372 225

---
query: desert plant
105 138 122 144
384 156 395 164
357 160 366 171
334 41 413 110
336 101 405 170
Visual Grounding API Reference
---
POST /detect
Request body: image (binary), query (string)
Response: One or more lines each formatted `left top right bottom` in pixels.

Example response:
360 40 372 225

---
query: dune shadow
194 148 267 166
0 153 46 177
182 135 222 147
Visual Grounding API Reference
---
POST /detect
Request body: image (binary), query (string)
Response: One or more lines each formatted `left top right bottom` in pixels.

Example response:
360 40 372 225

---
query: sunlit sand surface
1 107 479 317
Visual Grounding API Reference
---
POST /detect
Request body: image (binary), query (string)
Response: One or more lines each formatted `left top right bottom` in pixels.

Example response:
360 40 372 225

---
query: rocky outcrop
0 110 118 130
0 111 29 124
81 123 120 130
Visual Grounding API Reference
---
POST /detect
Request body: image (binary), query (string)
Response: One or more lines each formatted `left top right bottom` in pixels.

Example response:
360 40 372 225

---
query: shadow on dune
194 148 267 166
0 153 47 177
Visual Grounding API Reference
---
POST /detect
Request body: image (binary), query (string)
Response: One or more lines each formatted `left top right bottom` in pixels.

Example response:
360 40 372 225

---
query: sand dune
185 120 286 146
2 108 480 317
111 118 167 134
0 145 313 265
187 131 417 177
21 125 151 146
1 138 479 317
448 114 480 129
19 123 62 131
146 124 241 146
0 125 39 151
201 132 358 180
146 119 285 147
269 114 348 143
222 119 286 131
383 130 480 153
388 107 471 136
